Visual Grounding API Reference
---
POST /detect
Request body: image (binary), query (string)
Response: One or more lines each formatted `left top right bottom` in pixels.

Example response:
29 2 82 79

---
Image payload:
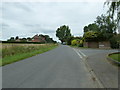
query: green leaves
105 1 120 24
56 25 71 43
83 23 99 32
83 31 104 42
71 39 83 47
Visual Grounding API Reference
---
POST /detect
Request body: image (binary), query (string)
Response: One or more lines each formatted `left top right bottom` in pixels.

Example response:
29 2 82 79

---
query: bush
83 31 102 42
109 34 120 49
71 39 83 47
77 40 83 47
66 36 74 45
71 39 77 46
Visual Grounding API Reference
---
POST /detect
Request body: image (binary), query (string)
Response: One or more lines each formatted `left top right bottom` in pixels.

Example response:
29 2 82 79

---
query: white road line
73 48 104 88
73 48 83 58
79 50 86 57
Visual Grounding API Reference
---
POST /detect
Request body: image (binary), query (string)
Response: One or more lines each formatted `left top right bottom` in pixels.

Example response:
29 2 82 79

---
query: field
109 53 120 62
1 43 58 66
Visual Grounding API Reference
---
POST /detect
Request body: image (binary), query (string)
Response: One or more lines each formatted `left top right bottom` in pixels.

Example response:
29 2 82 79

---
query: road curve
3 45 99 88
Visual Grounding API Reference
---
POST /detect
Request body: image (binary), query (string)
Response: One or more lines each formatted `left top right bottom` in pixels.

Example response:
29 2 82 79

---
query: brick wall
84 41 111 48
84 42 99 48
99 41 110 49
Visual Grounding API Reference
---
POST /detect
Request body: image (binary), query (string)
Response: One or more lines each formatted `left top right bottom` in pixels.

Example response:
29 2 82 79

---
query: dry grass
1 43 58 66
2 43 47 49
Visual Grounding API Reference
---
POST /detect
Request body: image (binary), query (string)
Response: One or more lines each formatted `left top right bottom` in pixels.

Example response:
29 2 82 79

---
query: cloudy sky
1 1 108 41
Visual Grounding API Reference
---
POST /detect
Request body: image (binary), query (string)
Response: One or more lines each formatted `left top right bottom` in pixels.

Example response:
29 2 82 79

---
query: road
2 45 118 88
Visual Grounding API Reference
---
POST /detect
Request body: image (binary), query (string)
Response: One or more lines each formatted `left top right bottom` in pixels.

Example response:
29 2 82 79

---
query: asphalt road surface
2 45 118 88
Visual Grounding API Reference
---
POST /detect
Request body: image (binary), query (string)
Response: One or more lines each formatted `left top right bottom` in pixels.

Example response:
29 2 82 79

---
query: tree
15 36 19 40
95 14 117 40
56 25 71 43
83 23 99 32
44 35 56 43
21 38 27 42
27 37 32 41
7 37 15 42
66 36 74 45
83 31 102 42
71 39 83 47
105 1 120 24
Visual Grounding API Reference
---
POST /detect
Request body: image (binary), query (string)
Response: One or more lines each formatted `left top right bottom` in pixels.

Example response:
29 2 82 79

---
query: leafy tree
71 39 83 47
83 31 102 42
56 25 71 43
20 38 27 42
66 36 74 45
44 35 56 43
95 14 117 40
7 37 15 42
105 1 120 23
27 37 32 41
15 36 19 40
83 23 99 32
109 34 120 49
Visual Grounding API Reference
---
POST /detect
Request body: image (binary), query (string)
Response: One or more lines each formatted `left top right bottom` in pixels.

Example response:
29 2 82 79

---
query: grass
109 53 120 62
1 44 58 66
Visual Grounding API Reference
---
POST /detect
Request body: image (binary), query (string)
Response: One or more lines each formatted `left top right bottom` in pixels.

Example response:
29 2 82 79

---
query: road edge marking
73 48 83 59
72 48 105 88
79 50 86 57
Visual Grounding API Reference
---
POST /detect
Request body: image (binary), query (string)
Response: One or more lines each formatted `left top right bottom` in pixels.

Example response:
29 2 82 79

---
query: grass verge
1 44 58 66
109 53 120 62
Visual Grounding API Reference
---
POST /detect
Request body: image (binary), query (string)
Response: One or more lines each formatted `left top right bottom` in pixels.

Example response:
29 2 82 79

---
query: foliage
95 14 117 40
15 36 19 40
44 35 56 43
95 14 117 33
105 1 120 24
66 36 74 45
71 39 83 47
84 23 99 32
66 36 83 45
83 31 102 42
83 14 117 42
71 39 78 46
56 25 71 43
7 37 15 42
109 34 120 49
27 37 32 41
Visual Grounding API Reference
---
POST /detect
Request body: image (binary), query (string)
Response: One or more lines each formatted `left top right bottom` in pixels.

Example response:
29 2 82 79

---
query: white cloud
1 2 108 41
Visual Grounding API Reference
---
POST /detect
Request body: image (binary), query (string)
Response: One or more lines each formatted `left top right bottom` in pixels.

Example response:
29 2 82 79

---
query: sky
1 0 108 42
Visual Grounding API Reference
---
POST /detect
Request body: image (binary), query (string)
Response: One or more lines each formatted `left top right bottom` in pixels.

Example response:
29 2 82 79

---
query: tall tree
95 14 117 40
8 37 15 42
56 25 71 43
105 1 120 23
83 23 99 32
15 36 19 40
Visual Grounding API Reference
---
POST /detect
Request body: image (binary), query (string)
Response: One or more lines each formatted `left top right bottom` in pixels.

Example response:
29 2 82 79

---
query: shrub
71 39 83 47
83 31 102 42
66 36 74 45
71 39 77 46
109 34 120 49
77 40 83 47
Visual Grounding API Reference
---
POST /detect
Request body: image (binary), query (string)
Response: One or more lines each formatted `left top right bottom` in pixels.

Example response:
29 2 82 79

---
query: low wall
84 41 111 48
84 42 99 48
99 41 110 49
